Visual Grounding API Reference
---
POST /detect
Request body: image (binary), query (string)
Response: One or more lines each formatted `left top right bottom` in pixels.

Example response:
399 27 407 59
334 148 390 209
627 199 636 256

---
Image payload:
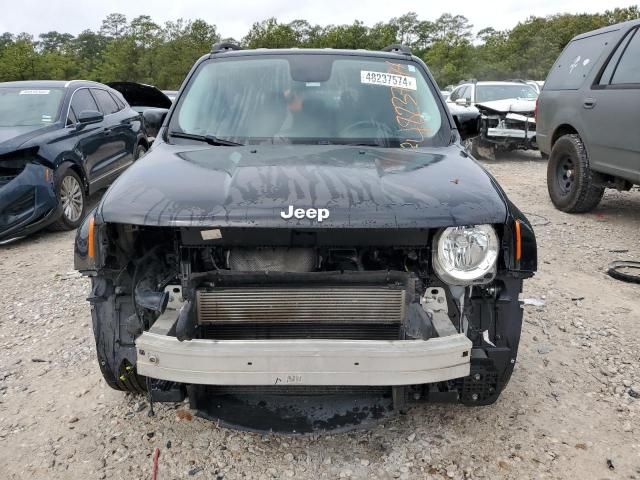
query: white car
447 81 539 158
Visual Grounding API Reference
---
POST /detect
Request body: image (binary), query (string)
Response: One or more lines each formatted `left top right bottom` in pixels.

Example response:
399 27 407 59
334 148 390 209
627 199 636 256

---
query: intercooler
196 286 406 340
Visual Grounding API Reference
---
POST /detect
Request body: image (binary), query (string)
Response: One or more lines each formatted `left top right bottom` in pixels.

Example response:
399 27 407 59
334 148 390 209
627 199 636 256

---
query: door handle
583 98 596 109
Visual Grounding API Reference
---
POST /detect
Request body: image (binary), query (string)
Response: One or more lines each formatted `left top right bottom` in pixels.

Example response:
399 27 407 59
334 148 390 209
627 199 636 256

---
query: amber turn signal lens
88 216 95 259
514 220 522 261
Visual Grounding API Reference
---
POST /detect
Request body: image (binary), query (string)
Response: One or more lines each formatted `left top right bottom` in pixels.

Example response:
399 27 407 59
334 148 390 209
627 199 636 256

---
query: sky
0 0 637 39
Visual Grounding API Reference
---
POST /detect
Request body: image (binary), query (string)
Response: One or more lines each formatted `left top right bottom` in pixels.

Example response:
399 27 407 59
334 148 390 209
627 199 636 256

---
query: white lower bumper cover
136 333 472 386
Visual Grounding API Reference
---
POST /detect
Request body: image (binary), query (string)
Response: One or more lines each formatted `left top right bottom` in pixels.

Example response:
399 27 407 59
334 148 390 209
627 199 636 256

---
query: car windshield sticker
361 71 417 90
200 229 222 241
19 90 50 95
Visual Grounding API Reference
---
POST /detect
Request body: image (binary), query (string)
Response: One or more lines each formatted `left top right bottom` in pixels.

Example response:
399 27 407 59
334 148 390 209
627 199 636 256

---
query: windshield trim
164 52 453 149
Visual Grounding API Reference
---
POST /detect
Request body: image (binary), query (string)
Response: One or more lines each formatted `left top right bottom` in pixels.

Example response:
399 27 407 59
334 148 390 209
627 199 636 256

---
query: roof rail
211 42 242 54
382 44 412 55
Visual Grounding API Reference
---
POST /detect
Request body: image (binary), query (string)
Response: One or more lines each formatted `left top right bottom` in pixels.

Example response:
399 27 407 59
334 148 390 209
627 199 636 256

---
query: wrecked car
448 81 539 159
74 44 537 426
0 80 150 242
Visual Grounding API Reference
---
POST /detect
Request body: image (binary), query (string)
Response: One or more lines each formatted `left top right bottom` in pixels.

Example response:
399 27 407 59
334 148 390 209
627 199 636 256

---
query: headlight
433 225 499 285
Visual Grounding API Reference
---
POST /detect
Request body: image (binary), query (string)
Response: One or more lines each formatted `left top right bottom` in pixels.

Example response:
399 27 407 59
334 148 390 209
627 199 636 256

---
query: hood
99 144 507 229
475 98 536 114
0 125 52 155
107 82 172 109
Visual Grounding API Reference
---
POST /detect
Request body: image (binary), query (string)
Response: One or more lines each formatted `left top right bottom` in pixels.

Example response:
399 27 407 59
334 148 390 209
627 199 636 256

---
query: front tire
547 134 604 213
49 167 86 231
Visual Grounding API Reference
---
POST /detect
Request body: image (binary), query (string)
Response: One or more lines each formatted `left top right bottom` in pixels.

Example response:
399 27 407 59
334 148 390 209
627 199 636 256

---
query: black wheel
49 166 86 231
547 134 604 213
134 143 147 160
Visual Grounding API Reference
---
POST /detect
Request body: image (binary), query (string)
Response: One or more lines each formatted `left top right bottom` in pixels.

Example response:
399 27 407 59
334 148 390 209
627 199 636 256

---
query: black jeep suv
75 44 537 420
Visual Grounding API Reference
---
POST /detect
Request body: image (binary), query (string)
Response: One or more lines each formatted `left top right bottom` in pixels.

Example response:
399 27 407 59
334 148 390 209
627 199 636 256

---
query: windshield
476 84 538 103
0 87 65 127
169 54 448 148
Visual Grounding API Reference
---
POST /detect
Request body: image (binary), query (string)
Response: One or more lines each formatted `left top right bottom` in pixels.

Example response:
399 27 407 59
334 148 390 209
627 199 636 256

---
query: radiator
196 287 406 324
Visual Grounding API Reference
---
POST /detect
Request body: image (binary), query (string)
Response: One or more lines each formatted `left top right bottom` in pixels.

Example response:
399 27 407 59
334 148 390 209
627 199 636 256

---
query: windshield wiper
168 131 244 146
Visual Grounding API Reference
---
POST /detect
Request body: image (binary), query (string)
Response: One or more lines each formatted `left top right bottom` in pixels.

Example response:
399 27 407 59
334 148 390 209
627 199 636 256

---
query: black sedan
0 80 149 242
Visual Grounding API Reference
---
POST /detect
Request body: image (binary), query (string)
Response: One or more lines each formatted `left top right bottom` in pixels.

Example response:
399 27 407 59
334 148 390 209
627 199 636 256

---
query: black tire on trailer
48 165 86 231
546 134 604 213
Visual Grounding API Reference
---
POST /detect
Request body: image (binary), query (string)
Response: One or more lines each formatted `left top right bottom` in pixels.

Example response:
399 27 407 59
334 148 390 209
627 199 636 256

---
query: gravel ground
1 152 639 480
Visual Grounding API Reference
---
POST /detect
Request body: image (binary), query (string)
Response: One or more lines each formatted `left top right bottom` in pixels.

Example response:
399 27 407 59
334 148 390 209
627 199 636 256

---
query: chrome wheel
60 175 83 223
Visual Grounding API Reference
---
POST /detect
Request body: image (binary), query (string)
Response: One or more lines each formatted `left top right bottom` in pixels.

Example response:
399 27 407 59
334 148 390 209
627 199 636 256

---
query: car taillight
534 98 539 123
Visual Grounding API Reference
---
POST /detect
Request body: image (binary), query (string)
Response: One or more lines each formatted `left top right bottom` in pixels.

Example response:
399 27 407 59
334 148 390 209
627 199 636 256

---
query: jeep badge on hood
280 206 330 222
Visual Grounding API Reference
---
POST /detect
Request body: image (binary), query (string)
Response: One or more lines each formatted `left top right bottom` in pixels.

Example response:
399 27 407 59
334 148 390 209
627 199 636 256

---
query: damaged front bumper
479 110 537 152
137 334 472 386
0 162 60 242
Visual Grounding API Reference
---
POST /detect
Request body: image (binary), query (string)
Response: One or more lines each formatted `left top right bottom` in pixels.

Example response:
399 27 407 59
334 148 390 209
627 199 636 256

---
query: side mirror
76 110 104 130
142 108 169 141
452 107 481 141
455 98 469 107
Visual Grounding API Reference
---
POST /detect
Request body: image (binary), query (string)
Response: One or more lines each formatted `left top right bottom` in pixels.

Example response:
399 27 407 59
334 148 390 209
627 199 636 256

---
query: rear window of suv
544 31 616 90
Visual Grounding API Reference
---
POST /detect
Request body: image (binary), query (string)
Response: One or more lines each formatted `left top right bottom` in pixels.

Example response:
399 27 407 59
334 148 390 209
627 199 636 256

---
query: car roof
573 19 640 41
475 81 532 86
3 79 114 89
208 47 415 61
0 79 108 89
453 81 534 88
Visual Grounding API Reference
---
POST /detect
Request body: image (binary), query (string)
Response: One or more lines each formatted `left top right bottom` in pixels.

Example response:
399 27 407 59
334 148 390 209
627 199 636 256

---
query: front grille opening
199 323 401 340
0 163 27 188
1 188 35 227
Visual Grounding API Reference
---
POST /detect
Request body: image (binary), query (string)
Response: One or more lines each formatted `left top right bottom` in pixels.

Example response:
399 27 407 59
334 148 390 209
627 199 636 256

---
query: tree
242 18 298 49
0 9 636 88
101 13 128 38
38 31 74 53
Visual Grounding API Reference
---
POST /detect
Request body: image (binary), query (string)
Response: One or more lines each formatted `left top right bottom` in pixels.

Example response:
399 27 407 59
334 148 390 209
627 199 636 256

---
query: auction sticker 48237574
360 71 417 90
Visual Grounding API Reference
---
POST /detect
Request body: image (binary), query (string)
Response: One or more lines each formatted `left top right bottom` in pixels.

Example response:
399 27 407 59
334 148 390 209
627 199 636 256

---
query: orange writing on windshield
386 62 431 148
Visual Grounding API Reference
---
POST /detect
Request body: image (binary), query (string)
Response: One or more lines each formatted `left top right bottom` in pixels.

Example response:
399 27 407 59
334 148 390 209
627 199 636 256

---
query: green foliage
0 7 638 88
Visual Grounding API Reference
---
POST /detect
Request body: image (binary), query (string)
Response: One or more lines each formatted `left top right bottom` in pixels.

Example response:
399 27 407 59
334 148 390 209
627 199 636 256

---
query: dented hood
0 125 54 155
475 98 536 114
99 143 507 229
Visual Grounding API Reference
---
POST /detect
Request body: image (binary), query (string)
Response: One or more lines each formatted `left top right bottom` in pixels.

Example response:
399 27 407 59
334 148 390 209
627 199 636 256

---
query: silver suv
537 20 640 212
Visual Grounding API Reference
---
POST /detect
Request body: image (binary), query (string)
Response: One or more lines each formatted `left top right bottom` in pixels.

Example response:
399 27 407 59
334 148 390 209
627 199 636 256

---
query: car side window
92 89 119 115
598 30 635 86
545 31 615 90
610 29 640 85
449 87 462 102
67 107 77 126
109 91 126 111
71 88 99 116
462 85 472 103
